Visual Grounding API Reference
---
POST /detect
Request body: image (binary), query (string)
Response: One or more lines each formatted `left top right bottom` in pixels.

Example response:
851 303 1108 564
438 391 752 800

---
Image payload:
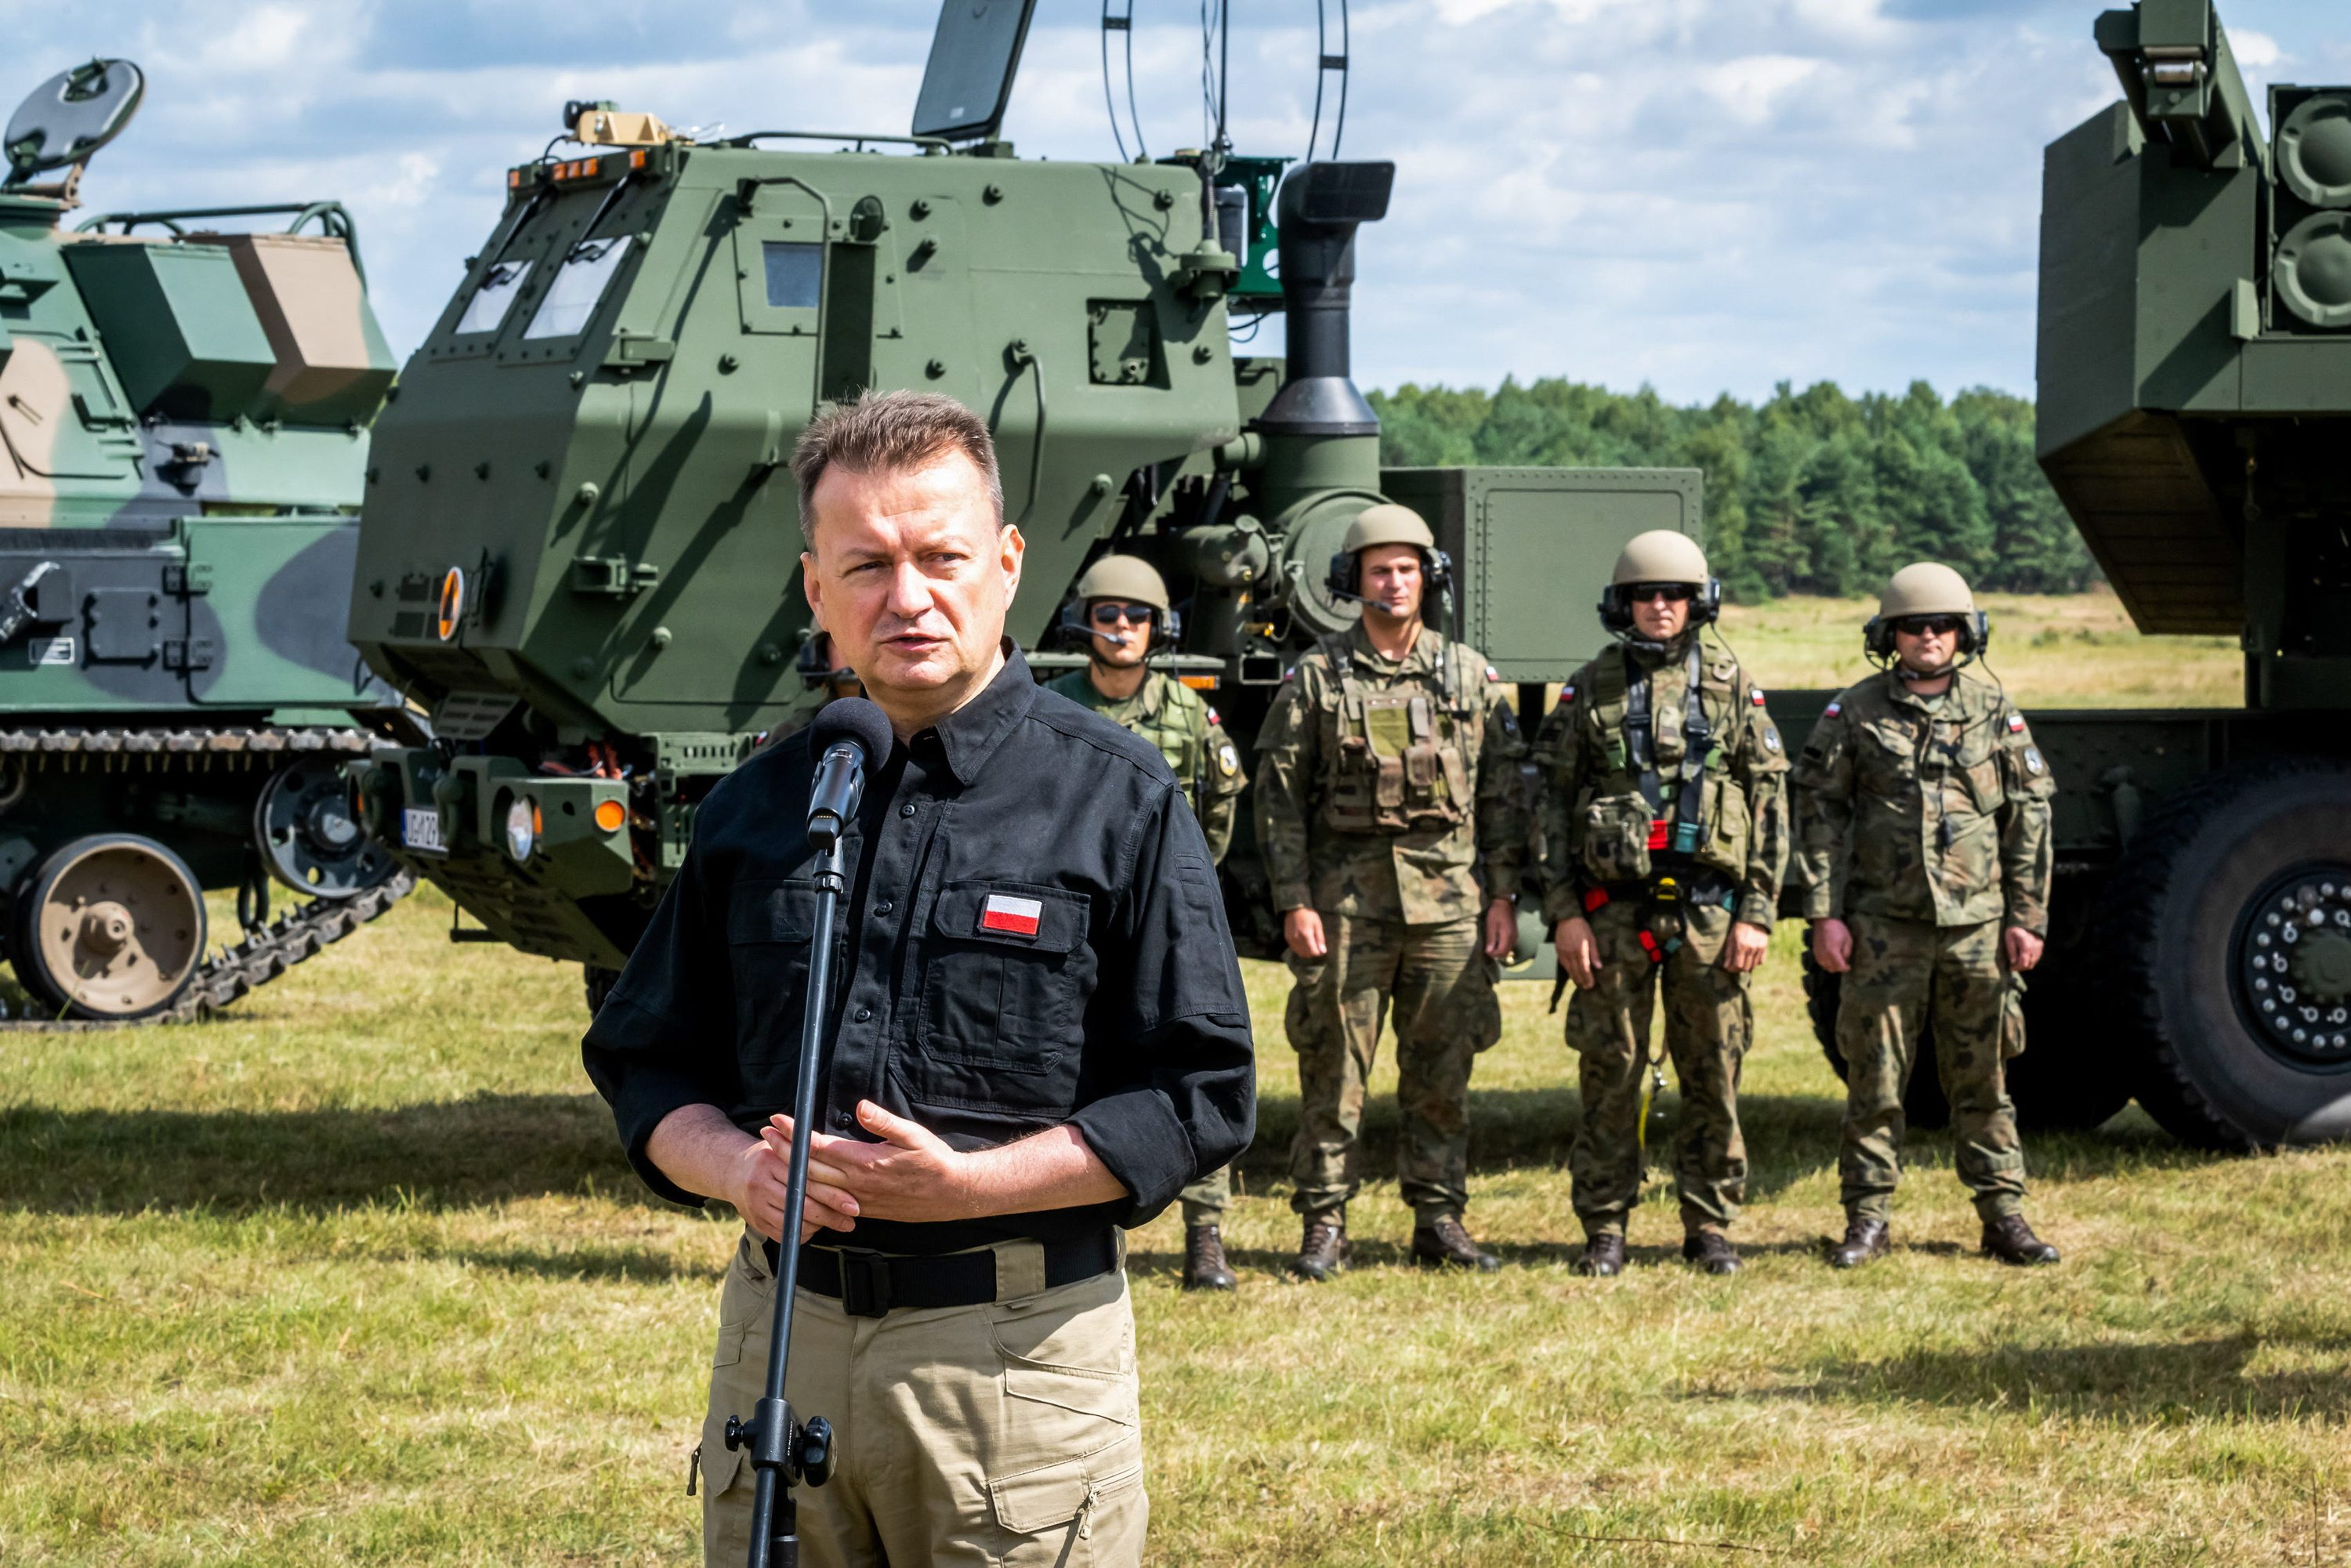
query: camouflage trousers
1563 894 1751 1237
1284 914 1502 1221
1835 914 2027 1224
1179 1165 1230 1228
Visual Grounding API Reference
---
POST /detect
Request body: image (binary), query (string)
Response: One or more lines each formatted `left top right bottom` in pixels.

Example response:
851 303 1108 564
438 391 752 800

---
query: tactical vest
1318 632 1476 835
1050 672 1208 810
1581 641 1742 882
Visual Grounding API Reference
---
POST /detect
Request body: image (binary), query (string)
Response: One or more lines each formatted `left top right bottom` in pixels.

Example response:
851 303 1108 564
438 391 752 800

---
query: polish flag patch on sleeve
2007 714 2027 733
980 893 1044 937
1825 701 1842 718
1750 687 1766 705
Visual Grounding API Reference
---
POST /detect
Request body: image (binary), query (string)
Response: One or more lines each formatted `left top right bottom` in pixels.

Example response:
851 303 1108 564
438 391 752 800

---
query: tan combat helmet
1867 561 1989 665
1599 528 1719 636
1329 503 1451 603
1065 554 1179 650
1610 528 1711 587
1071 553 1171 613
1341 503 1436 556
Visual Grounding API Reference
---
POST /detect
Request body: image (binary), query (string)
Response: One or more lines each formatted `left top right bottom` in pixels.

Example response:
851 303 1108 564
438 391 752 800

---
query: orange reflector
436 567 465 643
532 802 545 836
508 168 522 188
1179 674 1220 690
629 149 647 169
594 799 626 833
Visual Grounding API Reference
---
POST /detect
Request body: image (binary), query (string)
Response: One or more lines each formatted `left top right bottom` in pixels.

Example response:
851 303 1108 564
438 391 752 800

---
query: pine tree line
1371 378 2096 600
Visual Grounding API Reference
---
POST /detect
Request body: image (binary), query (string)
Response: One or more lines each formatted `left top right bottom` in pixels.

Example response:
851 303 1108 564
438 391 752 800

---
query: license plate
401 806 447 854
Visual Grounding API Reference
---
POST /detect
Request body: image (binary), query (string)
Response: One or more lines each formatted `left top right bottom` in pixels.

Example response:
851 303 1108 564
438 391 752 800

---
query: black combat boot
1574 1231 1625 1277
1683 1229 1740 1276
1289 1212 1346 1282
1412 1215 1500 1273
1827 1217 1890 1269
1980 1214 2061 1266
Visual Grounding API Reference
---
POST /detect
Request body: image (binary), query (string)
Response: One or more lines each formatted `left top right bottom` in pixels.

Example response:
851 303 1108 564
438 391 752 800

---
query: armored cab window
524 236 634 340
456 259 532 335
762 241 822 309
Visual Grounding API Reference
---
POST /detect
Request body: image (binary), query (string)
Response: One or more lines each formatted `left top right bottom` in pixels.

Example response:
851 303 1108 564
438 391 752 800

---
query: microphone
805 697 893 847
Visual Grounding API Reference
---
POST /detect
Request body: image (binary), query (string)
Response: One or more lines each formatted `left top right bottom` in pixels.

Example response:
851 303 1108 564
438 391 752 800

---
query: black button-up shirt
582 646 1256 1256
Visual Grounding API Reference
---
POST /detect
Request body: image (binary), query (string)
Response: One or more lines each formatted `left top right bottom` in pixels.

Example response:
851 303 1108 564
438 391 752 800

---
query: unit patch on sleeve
2025 746 2045 774
980 894 1044 937
1215 741 1241 777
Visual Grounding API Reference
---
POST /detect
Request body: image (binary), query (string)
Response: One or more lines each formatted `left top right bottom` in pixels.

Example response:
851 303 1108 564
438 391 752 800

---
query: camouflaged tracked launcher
349 0 1697 1001
0 60 408 1023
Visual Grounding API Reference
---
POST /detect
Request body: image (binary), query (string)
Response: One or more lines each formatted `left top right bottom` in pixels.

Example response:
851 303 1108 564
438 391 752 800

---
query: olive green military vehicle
1791 0 2351 1150
347 0 1697 1005
0 60 410 1023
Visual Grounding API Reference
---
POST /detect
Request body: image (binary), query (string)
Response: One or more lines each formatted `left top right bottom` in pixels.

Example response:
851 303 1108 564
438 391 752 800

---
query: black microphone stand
724 810 846 1567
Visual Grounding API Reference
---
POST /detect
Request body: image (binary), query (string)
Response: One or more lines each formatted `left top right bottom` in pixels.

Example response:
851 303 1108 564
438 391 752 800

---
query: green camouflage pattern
1045 667 1246 864
1835 913 2029 1223
1252 622 1528 926
1790 667 2058 932
1557 842 1753 1238
1281 913 1501 1220
1534 633 1789 928
1047 663 1244 1226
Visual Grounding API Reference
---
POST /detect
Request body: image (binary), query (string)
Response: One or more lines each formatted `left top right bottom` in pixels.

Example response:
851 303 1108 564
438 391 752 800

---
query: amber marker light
594 798 626 833
436 567 465 643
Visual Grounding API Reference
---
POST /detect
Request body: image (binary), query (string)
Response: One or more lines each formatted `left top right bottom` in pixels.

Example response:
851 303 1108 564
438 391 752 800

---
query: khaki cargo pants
699 1229 1148 1567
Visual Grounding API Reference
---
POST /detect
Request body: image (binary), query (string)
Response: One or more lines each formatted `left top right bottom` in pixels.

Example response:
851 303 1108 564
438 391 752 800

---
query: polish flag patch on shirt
2007 714 2027 733
980 893 1045 937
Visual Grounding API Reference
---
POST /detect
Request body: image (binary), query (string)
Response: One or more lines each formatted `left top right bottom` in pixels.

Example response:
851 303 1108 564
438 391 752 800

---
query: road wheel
2098 759 2351 1149
1802 947 1951 1130
254 761 399 900
13 835 207 1020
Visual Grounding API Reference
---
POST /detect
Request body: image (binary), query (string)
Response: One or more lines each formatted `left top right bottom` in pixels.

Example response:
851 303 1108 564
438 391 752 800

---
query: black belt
762 1228 1120 1319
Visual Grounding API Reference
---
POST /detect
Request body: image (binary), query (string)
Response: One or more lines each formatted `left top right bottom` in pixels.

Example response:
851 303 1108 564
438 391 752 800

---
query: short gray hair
792 389 1004 546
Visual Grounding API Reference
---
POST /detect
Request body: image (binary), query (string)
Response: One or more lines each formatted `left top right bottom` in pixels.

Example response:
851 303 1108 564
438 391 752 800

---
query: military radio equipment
0 60 407 1023
348 0 1702 990
1795 2 2351 1150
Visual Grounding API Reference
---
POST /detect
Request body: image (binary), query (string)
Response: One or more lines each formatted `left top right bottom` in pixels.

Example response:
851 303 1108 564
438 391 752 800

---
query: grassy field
1719 588 2241 708
2 598 2336 1566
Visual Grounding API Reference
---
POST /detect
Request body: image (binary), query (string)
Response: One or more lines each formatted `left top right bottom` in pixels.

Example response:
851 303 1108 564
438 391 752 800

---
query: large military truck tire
585 964 621 1018
2098 759 2351 1150
12 835 208 1021
1801 949 1952 1130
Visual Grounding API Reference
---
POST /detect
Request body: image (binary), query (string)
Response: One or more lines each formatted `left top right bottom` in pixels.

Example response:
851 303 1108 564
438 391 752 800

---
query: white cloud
3 0 2342 408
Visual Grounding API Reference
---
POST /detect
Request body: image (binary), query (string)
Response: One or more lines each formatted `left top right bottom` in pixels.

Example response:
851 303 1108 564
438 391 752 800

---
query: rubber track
2092 757 2351 1152
0 724 409 1031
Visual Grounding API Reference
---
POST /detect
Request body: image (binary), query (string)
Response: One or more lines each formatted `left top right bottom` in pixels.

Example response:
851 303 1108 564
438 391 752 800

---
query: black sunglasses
1089 601 1157 626
1626 583 1694 604
1893 615 1965 637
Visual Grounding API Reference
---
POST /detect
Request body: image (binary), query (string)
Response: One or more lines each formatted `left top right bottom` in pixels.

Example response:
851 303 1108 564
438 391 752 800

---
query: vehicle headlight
505 795 541 862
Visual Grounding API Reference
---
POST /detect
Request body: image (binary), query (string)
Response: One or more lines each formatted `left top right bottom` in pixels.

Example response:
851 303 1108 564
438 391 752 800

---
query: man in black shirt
582 391 1255 1568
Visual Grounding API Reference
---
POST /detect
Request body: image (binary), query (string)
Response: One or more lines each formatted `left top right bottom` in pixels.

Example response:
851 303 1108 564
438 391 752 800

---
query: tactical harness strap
1621 642 1713 856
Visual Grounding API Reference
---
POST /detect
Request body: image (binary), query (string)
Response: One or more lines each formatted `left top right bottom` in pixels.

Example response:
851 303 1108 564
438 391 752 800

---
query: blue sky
11 1 2347 404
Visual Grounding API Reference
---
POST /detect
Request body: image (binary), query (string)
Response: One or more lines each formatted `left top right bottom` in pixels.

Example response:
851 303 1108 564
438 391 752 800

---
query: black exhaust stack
1255 161 1395 437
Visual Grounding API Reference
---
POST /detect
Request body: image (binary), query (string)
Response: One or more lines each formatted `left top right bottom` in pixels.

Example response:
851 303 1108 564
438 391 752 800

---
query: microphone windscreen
807 697 894 767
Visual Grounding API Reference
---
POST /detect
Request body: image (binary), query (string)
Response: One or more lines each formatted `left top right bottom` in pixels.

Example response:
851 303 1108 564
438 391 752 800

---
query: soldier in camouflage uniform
1791 563 2063 1269
1046 555 1250 1291
1536 531 1788 1278
1254 505 1529 1279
